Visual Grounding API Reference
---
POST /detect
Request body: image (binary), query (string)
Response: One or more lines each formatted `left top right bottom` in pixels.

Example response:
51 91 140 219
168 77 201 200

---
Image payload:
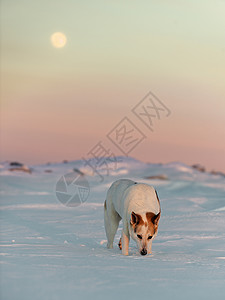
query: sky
1 0 225 171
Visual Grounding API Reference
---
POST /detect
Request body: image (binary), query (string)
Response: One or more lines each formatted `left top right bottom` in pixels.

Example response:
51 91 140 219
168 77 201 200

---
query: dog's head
129 211 160 255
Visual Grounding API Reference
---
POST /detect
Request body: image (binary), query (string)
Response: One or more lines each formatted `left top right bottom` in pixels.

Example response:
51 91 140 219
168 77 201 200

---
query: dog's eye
137 234 142 239
148 236 153 240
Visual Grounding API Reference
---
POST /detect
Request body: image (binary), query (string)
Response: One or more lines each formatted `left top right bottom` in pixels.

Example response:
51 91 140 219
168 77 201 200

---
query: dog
104 179 161 256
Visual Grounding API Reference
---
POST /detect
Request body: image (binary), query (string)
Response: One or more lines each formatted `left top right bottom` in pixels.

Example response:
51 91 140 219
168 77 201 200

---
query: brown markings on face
130 212 144 233
146 212 161 235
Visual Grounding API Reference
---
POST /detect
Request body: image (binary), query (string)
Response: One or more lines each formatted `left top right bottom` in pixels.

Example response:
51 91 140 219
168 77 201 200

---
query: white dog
104 179 161 256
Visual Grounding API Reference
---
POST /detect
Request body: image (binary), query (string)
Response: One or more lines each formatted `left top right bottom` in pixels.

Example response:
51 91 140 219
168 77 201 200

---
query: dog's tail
104 200 110 248
104 200 107 225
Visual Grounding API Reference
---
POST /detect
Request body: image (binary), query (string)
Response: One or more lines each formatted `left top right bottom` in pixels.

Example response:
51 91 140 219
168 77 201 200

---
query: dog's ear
130 211 139 225
151 212 161 226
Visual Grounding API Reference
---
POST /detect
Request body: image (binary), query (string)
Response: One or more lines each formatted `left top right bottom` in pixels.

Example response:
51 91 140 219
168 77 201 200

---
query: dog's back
123 183 160 217
106 179 134 217
107 179 160 217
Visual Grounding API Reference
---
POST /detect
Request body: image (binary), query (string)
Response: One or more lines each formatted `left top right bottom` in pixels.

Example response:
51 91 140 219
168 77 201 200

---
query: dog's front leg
147 240 153 254
122 230 129 256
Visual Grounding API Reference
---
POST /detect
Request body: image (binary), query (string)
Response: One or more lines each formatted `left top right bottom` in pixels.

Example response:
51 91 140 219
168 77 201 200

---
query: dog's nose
140 249 147 256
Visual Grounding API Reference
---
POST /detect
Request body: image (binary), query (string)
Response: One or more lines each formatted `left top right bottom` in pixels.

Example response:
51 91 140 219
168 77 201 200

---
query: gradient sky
1 0 225 171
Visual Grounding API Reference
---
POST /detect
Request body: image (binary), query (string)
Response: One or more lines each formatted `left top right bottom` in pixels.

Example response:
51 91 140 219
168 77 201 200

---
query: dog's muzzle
140 248 147 256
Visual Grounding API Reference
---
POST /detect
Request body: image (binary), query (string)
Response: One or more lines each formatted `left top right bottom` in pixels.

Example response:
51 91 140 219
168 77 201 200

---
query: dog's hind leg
104 200 121 249
118 237 122 250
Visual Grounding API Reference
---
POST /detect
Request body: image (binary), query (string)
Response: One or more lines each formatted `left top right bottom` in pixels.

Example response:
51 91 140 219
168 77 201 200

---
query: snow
1 157 225 300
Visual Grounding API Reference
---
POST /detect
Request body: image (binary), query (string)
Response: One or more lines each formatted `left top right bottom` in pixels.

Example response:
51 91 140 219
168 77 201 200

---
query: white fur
104 179 160 255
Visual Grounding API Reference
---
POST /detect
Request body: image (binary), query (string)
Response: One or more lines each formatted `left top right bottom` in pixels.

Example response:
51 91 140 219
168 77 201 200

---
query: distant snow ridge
0 157 224 180
0 161 32 174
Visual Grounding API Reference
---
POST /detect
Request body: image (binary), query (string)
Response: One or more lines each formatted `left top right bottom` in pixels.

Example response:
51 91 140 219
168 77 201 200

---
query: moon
51 32 67 48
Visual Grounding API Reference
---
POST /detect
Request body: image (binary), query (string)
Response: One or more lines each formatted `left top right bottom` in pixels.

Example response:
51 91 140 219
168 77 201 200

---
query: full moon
51 32 67 48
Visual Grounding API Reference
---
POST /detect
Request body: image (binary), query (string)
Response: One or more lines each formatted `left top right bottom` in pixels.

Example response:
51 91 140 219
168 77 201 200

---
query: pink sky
1 0 225 172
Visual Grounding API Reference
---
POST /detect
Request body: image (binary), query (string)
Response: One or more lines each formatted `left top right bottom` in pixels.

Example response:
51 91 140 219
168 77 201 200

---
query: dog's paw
118 238 122 250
